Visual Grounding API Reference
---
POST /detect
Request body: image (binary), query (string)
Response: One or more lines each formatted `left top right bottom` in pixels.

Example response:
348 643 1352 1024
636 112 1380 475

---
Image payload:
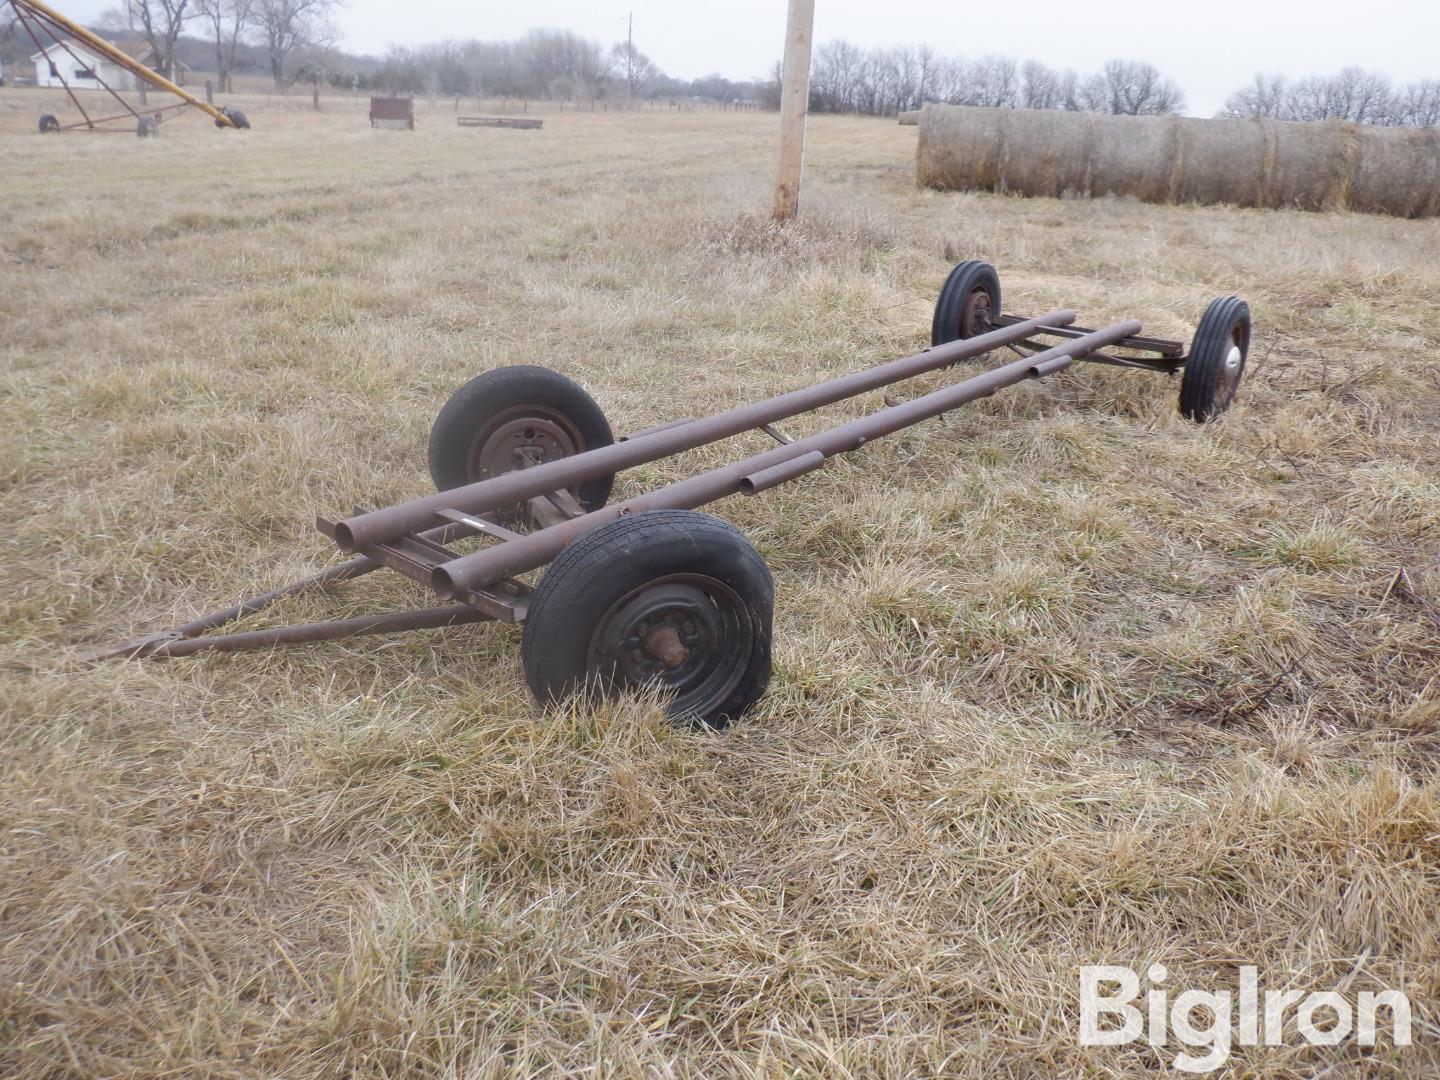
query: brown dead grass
2 91 1438 1077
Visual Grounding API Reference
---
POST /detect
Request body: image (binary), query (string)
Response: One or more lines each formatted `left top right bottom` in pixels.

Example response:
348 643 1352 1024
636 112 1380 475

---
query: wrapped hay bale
917 104 1440 217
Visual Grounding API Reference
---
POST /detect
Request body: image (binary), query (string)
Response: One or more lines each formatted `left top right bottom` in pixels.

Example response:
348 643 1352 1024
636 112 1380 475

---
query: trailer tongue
86 262 1252 728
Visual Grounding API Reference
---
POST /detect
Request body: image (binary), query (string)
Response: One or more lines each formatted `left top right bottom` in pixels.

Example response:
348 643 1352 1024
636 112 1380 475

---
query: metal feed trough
89 262 1253 727
369 97 415 130
458 116 544 130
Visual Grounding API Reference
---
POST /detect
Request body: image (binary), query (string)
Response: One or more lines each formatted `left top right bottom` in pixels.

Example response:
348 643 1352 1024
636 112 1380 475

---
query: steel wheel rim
588 574 752 717
1216 322 1247 403
466 405 584 524
959 286 994 339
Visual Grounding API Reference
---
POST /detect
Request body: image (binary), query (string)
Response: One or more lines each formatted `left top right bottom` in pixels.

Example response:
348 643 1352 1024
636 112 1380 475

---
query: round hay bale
1349 124 1440 218
1086 113 1180 203
1266 119 1352 211
1171 116 1271 208
917 103 1008 194
918 105 1097 199
917 103 1440 218
996 108 1097 198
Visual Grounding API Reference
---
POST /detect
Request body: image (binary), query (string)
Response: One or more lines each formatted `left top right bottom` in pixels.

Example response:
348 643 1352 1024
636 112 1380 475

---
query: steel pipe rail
431 319 1141 598
329 309 1078 553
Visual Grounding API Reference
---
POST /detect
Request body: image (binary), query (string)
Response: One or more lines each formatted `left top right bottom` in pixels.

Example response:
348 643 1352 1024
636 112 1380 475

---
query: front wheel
1179 297 1251 422
521 510 774 729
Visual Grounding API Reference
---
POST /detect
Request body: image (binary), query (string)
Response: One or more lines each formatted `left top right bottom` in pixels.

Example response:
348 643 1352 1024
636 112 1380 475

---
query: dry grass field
3 89 1439 1077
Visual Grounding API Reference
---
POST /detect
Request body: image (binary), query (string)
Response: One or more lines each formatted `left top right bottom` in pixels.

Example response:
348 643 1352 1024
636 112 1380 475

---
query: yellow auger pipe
13 0 240 127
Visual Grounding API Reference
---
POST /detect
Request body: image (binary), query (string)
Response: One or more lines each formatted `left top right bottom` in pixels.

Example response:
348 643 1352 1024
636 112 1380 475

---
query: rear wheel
428 365 614 525
1179 297 1251 422
932 260 1002 347
521 510 774 729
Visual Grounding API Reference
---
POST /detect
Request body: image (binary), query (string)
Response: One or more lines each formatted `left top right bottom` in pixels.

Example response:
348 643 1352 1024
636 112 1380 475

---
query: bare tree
915 44 935 106
515 29 612 101
124 0 197 80
611 39 657 102
195 0 251 93
976 55 1020 108
1285 67 1393 123
1086 59 1185 115
1219 73 1287 119
1020 60 1059 110
254 0 337 88
1398 79 1440 128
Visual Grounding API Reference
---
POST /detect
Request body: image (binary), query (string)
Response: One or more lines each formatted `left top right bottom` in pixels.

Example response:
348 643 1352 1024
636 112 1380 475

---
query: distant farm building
31 40 137 90
133 45 191 85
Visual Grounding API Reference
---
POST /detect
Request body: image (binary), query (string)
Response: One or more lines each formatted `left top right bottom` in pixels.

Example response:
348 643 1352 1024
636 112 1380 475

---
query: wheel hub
467 407 583 526
590 577 749 712
472 413 577 478
1221 344 1243 389
960 286 993 338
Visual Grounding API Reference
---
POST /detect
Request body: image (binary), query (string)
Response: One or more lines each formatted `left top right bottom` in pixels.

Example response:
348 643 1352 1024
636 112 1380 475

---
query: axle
328 309 1077 553
430 320 1141 599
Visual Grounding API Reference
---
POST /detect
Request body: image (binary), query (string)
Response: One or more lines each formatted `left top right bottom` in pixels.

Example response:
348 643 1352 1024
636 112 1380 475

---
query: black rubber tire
38 114 59 134
136 117 157 137
931 260 1002 347
1179 296 1251 422
216 108 250 130
522 510 774 729
428 364 614 512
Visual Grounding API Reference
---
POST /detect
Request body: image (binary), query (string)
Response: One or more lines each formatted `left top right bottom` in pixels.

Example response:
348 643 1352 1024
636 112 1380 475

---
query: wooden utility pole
772 0 815 221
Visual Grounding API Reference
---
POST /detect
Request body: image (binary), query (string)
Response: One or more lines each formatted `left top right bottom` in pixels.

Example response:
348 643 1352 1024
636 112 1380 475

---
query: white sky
60 0 1440 116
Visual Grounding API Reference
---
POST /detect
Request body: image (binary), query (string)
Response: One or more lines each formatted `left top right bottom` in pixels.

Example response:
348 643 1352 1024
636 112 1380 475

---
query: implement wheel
137 117 157 137
39 114 59 134
429 365 614 525
522 510 773 729
1179 297 1251 422
217 107 250 129
932 260 1002 346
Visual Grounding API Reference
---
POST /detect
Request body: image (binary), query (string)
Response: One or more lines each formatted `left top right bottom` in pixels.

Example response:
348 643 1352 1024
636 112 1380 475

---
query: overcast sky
63 0 1440 116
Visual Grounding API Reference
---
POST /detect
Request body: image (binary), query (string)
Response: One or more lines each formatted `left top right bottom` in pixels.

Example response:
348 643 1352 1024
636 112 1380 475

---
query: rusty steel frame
87 304 1186 663
10 0 241 131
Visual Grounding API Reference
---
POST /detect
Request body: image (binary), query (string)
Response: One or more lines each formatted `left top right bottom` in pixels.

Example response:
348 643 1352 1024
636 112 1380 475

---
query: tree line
1220 69 1440 128
6 8 1437 128
806 46 1186 116
357 31 761 104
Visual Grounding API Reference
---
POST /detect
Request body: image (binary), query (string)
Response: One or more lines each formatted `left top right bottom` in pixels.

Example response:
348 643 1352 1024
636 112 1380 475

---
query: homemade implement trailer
88 262 1253 727
9 0 251 135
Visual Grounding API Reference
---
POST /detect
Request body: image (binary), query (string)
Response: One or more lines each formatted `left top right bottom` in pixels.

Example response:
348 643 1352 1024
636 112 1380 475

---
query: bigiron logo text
1079 964 1412 1072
